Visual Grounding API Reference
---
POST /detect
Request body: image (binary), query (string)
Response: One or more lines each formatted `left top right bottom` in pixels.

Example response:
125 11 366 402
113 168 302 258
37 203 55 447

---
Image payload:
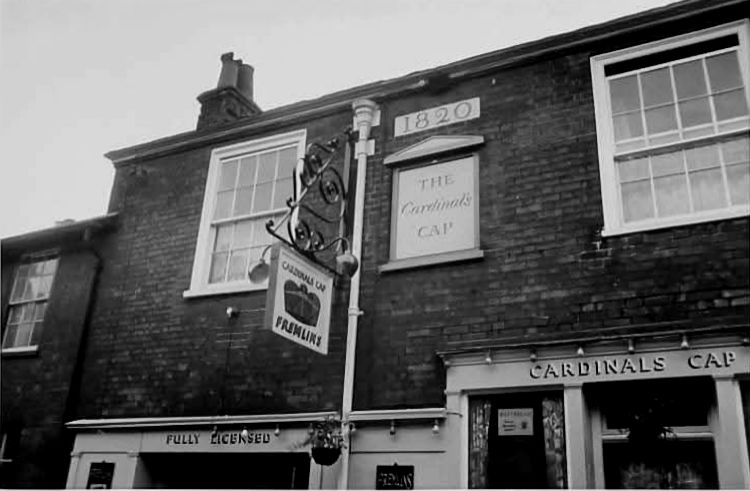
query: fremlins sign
264 243 333 355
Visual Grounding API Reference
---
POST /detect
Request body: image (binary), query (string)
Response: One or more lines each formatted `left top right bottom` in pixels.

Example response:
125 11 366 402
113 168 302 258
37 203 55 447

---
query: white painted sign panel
264 243 333 355
393 157 477 260
498 408 534 436
394 97 480 137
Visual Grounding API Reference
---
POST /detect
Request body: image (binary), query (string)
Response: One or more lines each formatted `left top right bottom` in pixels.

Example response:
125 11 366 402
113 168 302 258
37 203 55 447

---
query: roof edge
105 0 746 165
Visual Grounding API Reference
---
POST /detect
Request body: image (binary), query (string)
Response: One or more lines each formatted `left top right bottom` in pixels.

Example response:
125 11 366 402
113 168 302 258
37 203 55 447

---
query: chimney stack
197 52 262 130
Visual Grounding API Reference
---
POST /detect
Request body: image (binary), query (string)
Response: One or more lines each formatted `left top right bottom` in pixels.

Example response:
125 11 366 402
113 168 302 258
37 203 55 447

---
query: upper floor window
2 254 58 351
591 21 750 236
185 129 305 297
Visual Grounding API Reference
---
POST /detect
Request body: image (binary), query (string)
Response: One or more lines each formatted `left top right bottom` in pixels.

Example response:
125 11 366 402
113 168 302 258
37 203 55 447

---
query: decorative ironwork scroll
265 128 355 274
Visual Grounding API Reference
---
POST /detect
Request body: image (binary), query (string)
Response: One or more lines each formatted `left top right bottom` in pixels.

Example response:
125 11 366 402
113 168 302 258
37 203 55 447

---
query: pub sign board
376 464 415 490
264 243 333 355
392 156 478 260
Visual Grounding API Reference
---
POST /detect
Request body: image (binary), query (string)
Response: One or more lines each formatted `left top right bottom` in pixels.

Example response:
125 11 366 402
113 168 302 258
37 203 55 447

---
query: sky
0 0 678 239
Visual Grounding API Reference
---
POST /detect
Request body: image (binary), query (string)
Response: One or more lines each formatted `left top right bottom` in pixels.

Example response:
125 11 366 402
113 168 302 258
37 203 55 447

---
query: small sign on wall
498 408 534 436
86 461 115 489
394 97 480 136
376 464 415 489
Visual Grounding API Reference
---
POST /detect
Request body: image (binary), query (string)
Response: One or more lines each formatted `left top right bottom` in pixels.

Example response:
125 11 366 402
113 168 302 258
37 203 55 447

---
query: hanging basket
311 446 341 466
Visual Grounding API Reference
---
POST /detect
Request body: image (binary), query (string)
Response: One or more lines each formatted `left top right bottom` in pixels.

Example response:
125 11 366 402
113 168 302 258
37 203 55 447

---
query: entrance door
138 452 310 489
469 391 567 489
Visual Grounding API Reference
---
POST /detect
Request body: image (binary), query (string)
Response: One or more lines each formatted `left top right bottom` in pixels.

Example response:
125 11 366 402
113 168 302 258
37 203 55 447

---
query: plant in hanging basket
294 415 346 466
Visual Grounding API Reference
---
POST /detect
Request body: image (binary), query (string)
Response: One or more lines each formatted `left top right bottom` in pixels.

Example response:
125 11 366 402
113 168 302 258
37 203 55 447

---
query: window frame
1 252 58 353
591 20 750 236
184 129 306 298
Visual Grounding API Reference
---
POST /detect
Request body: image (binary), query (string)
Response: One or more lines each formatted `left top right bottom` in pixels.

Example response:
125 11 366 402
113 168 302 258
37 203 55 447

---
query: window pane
654 175 690 217
678 97 712 128
727 163 750 205
706 52 743 92
277 147 298 180
2 324 19 348
674 60 707 99
209 252 229 283
42 259 58 275
218 161 238 190
233 187 253 216
721 137 750 164
273 178 293 209
227 249 250 281
213 190 234 220
645 105 677 134
610 76 641 113
10 266 29 301
257 152 277 183
713 89 749 121
20 303 34 322
14 323 33 347
237 156 257 187
253 219 273 246
252 182 273 212
613 113 643 142
8 306 23 325
690 168 726 211
686 144 720 170
234 220 253 247
651 151 684 177
214 224 233 252
618 157 650 182
622 180 654 222
34 302 47 321
641 68 674 107
29 320 44 346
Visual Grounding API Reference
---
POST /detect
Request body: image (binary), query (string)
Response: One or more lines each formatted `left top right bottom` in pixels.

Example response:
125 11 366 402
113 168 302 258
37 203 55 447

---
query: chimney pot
237 64 255 101
217 52 239 89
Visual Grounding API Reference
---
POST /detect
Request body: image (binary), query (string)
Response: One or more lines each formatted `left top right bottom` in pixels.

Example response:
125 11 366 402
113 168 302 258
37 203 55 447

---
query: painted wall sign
376 464 415 489
392 156 477 260
164 430 272 447
86 461 114 489
394 97 480 137
264 243 333 355
528 350 738 381
498 408 534 436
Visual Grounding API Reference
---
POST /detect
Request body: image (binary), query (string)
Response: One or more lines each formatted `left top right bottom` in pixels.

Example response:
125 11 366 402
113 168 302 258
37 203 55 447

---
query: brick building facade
5 0 746 488
1 214 117 488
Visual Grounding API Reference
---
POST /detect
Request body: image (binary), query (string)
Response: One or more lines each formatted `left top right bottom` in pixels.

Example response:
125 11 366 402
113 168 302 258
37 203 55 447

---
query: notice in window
498 408 534 436
393 157 477 260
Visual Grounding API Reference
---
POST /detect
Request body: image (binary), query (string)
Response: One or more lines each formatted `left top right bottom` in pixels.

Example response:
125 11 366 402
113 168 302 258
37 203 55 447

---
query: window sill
379 248 484 273
183 281 268 299
1 345 39 357
602 206 750 237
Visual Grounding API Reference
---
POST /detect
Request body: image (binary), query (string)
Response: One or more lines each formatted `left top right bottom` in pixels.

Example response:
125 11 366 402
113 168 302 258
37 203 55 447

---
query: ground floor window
592 377 718 489
469 391 566 489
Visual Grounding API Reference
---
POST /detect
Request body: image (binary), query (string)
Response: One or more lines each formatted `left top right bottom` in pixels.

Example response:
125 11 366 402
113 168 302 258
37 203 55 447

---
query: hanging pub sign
264 243 333 355
376 464 415 489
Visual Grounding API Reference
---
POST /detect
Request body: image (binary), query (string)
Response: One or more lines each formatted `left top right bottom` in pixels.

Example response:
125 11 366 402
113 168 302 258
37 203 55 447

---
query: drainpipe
337 98 377 490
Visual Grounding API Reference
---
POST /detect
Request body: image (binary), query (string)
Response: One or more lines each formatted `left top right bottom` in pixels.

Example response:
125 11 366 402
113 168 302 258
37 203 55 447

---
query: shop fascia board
66 411 338 430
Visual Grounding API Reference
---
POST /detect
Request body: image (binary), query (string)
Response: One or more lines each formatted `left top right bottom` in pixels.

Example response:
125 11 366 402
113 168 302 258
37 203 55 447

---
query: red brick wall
353 22 750 409
76 114 354 419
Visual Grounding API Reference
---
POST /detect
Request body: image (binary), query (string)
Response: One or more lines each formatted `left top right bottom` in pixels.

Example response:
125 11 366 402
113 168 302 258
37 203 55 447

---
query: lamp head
336 251 359 278
248 257 270 283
